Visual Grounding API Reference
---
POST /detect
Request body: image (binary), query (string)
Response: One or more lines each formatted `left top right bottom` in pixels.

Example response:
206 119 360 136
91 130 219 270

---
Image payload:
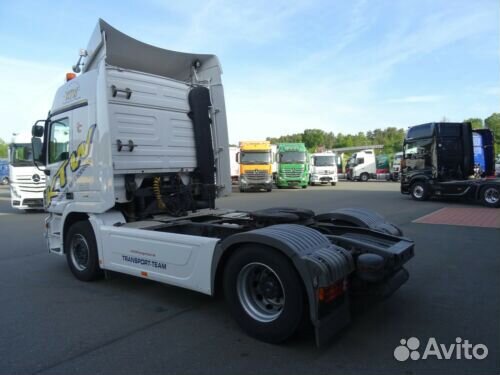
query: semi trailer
401 122 500 207
229 146 240 184
31 19 414 346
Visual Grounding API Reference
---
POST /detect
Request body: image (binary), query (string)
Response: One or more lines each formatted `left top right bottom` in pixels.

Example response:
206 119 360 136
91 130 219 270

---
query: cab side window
48 118 70 164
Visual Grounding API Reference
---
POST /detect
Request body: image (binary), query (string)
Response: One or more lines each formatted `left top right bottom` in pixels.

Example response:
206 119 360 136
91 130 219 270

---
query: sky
0 0 498 143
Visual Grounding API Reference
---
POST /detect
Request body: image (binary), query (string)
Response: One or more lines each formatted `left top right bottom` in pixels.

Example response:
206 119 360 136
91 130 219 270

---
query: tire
480 186 500 208
301 185 307 189
239 187 245 193
65 221 102 281
266 187 272 192
410 181 429 201
360 173 369 182
1 177 8 185
331 182 336 186
223 245 305 344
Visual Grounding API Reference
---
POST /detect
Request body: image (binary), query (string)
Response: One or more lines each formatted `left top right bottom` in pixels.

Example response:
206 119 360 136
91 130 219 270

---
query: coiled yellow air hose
152 176 166 209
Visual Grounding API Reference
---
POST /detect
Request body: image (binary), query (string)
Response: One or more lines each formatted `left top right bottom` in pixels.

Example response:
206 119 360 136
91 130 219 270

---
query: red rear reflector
141 271 148 277
317 281 344 303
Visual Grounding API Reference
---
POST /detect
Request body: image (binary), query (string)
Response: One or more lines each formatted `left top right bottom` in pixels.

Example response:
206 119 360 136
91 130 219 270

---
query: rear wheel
65 221 102 281
410 181 429 201
223 245 305 344
360 173 369 182
481 186 500 208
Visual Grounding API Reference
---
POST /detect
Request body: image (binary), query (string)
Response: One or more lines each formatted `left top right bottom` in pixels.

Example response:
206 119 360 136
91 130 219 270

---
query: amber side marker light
66 72 77 81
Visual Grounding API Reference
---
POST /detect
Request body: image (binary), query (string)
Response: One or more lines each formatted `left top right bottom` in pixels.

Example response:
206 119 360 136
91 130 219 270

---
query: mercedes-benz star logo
32 174 41 183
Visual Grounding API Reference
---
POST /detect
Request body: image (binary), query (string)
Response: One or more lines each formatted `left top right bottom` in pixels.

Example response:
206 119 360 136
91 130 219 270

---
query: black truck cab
401 122 500 207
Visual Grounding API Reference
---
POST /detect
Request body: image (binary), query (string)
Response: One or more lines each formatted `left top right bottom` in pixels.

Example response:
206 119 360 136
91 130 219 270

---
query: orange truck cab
237 141 273 192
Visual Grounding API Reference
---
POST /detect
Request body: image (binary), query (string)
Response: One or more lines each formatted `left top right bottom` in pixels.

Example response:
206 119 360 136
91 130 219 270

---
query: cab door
45 113 71 213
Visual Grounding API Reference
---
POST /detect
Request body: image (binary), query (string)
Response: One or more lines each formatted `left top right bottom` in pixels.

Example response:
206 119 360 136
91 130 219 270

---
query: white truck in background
229 146 240 184
309 152 338 186
390 152 403 181
271 144 278 181
346 149 390 182
30 19 413 346
9 131 46 210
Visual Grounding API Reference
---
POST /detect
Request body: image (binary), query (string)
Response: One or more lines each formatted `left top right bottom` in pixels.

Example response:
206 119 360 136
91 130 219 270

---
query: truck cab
29 19 414 346
346 149 390 182
276 143 309 189
237 141 273 192
401 122 499 207
309 152 338 186
8 132 46 210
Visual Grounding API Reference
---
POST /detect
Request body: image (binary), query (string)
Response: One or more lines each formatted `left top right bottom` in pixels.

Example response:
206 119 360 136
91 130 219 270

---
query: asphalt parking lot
0 182 498 375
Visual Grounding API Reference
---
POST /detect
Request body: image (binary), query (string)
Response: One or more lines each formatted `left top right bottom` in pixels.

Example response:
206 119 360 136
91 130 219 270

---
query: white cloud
0 56 65 141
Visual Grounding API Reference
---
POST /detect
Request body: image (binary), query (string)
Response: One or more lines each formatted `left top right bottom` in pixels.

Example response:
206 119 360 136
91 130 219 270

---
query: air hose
152 177 166 209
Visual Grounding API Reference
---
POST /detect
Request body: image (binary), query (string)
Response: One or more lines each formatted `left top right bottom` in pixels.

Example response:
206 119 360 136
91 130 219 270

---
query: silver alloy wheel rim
484 187 499 204
70 234 90 271
236 262 285 323
413 185 424 199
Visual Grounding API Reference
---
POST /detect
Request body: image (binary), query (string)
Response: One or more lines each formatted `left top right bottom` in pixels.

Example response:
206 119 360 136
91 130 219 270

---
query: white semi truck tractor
31 20 414 346
9 131 46 210
309 152 339 186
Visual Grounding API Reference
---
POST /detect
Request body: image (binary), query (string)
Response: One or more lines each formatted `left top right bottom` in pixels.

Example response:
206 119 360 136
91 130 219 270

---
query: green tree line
267 113 500 155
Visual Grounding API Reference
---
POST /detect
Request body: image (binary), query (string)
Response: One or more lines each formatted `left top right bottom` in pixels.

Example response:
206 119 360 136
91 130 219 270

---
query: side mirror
235 152 240 163
32 120 45 137
32 137 44 165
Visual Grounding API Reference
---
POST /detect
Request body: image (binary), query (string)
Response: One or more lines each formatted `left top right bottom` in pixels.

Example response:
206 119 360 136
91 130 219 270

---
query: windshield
403 139 434 171
240 151 271 164
280 151 306 163
313 155 335 166
9 143 34 166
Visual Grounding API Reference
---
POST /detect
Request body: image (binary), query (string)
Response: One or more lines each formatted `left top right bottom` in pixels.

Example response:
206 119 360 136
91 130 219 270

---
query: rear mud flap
314 297 351 347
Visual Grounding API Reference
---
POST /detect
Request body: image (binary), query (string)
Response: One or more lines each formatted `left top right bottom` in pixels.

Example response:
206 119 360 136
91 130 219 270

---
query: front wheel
360 173 369 182
223 245 305 344
331 182 336 186
65 221 102 281
481 186 500 208
1 177 8 185
410 181 429 201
